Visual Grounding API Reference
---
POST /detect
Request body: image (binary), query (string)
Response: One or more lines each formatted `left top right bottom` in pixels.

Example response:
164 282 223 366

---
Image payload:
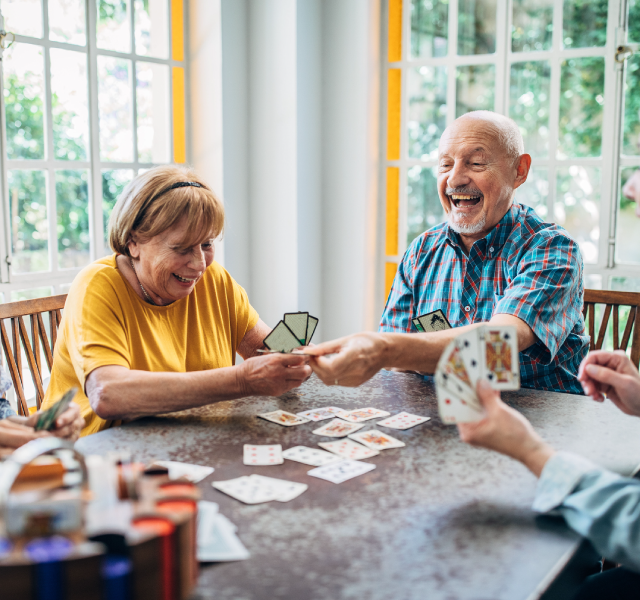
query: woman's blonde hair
108 165 224 257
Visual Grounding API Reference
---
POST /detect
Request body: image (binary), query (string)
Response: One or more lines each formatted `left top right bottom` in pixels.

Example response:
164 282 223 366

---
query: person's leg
572 567 640 600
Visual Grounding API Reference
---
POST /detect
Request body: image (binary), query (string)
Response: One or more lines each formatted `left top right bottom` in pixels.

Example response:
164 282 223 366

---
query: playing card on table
243 444 284 466
306 315 319 344
152 460 214 483
248 475 308 502
307 459 376 484
312 418 364 437
212 476 279 504
376 412 431 430
318 439 379 460
479 325 520 390
296 406 343 422
282 446 341 467
348 429 406 450
258 410 310 427
263 321 302 353
335 408 390 423
412 309 452 333
284 312 309 345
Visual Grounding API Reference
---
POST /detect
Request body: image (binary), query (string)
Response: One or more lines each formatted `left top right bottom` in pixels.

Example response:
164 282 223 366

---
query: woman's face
127 218 215 305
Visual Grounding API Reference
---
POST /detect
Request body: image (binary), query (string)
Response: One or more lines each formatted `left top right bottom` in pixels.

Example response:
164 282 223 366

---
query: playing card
412 309 452 333
307 460 376 484
258 410 310 427
35 387 77 431
248 475 308 502
296 406 343 422
282 446 342 466
439 341 476 396
284 312 309 345
454 329 482 387
152 460 214 483
212 476 279 504
334 408 390 423
318 439 380 460
376 412 431 430
197 501 250 562
243 444 284 466
479 325 520 390
436 381 485 424
348 429 406 450
306 315 319 344
312 419 365 437
263 321 302 353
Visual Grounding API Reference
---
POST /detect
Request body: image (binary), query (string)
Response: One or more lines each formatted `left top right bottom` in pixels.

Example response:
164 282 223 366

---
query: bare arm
237 319 271 359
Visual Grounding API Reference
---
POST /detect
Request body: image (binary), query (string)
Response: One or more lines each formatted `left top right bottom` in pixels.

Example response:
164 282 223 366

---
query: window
382 0 640 296
0 0 187 301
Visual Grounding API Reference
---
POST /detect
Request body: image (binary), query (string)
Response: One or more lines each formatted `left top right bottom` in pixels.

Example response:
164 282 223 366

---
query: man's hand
20 402 86 441
304 333 389 387
457 380 555 477
578 350 640 417
238 354 312 397
0 418 49 449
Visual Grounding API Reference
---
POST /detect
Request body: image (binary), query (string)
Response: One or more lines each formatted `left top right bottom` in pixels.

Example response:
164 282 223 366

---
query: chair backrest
0 295 67 416
583 289 640 368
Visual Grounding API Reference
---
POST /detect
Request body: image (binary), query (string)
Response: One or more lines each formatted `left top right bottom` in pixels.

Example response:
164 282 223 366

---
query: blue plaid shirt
380 203 589 394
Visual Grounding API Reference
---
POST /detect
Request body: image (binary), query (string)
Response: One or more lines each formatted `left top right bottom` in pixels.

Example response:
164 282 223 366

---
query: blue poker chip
0 537 11 557
24 536 74 563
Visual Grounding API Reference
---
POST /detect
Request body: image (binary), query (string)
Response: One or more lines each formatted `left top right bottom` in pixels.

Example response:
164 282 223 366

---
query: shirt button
464 306 470 312
489 247 494 253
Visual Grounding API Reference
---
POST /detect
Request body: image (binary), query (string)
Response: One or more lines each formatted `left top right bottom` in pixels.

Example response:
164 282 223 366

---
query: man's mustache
445 187 483 196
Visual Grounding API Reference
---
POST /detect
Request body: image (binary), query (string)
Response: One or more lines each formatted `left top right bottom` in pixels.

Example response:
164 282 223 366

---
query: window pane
11 287 53 301
511 0 553 52
98 56 134 162
622 55 640 156
135 0 169 58
96 0 131 53
509 61 550 158
558 58 604 158
562 0 607 49
611 277 640 293
616 168 640 265
407 166 444 246
136 62 170 163
8 170 49 274
56 170 90 269
50 49 89 161
102 169 133 251
408 66 447 160
410 0 448 58
630 0 640 43
48 0 86 45
458 0 496 55
517 167 548 220
2 0 43 38
4 43 46 160
456 65 495 117
555 166 600 264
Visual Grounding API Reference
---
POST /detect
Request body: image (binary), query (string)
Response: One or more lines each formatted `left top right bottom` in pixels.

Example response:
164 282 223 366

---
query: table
77 371 640 600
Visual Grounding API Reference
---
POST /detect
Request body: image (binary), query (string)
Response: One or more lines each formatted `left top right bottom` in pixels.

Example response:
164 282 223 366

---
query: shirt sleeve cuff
532 452 601 513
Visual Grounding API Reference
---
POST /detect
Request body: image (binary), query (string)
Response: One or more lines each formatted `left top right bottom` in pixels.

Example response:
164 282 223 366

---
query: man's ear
513 154 532 190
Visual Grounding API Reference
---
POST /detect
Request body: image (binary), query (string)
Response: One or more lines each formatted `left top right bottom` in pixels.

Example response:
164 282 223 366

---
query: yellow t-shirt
41 255 259 436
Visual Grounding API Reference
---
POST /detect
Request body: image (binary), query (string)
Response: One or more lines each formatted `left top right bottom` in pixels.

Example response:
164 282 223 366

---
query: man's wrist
518 441 556 477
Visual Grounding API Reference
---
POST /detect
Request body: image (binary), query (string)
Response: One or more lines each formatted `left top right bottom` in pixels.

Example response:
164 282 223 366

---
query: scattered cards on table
318 439 379 461
258 410 310 427
197 501 250 562
377 412 431 430
436 324 520 424
262 311 319 353
412 309 452 333
282 446 341 467
152 460 215 483
212 475 308 504
335 408 390 423
307 460 376 484
296 406 343 422
348 430 406 450
243 444 284 466
312 419 365 438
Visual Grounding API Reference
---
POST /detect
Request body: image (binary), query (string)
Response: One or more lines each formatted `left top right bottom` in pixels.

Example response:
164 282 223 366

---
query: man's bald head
441 111 524 164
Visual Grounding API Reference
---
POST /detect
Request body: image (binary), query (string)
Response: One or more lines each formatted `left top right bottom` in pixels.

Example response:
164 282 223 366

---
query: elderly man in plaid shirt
308 110 588 393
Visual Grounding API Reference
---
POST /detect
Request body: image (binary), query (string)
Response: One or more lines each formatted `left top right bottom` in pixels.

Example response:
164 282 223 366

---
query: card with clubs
312 418 365 437
348 429 406 450
436 380 485 424
263 321 303 353
282 445 342 467
306 316 319 344
152 460 214 483
243 444 284 466
454 329 482 387
258 410 310 427
479 325 520 390
212 476 279 504
296 406 343 422
376 412 431 430
335 408 391 423
284 312 309 345
307 459 376 484
412 309 452 333
248 475 308 502
318 439 380 460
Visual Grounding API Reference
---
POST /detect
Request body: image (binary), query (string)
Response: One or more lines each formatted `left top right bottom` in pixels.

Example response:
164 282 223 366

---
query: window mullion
0 9 12 284
494 0 508 114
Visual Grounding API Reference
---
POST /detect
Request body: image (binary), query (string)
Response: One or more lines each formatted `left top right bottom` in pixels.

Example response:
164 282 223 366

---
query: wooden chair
583 289 640 368
0 295 67 416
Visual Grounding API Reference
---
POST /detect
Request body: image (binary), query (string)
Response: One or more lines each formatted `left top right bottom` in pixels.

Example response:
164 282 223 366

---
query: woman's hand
19 402 85 442
238 354 312 396
0 418 49 450
457 380 555 477
578 350 640 417
304 333 389 387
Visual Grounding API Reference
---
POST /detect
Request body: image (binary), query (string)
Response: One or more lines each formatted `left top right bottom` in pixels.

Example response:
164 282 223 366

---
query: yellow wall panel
388 0 403 62
387 68 401 161
385 262 398 300
172 67 186 164
385 167 399 256
171 0 184 62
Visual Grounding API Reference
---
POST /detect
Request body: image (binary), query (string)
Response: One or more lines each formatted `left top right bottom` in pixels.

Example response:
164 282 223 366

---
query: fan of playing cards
260 311 319 353
436 325 520 424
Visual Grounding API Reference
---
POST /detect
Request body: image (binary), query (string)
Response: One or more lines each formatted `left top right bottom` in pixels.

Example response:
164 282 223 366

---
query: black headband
133 181 206 231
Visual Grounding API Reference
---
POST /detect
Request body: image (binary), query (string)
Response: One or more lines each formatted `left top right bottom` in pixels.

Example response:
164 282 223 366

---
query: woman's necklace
129 258 156 305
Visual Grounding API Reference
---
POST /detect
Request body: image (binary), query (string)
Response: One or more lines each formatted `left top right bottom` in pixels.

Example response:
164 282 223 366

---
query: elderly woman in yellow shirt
40 166 311 436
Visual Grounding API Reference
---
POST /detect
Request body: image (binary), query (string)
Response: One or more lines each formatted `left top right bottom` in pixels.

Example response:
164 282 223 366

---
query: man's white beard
448 211 487 234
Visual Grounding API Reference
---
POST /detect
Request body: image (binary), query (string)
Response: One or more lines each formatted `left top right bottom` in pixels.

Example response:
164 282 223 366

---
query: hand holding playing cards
238 354 312 396
578 350 640 417
457 380 555 477
16 401 85 441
